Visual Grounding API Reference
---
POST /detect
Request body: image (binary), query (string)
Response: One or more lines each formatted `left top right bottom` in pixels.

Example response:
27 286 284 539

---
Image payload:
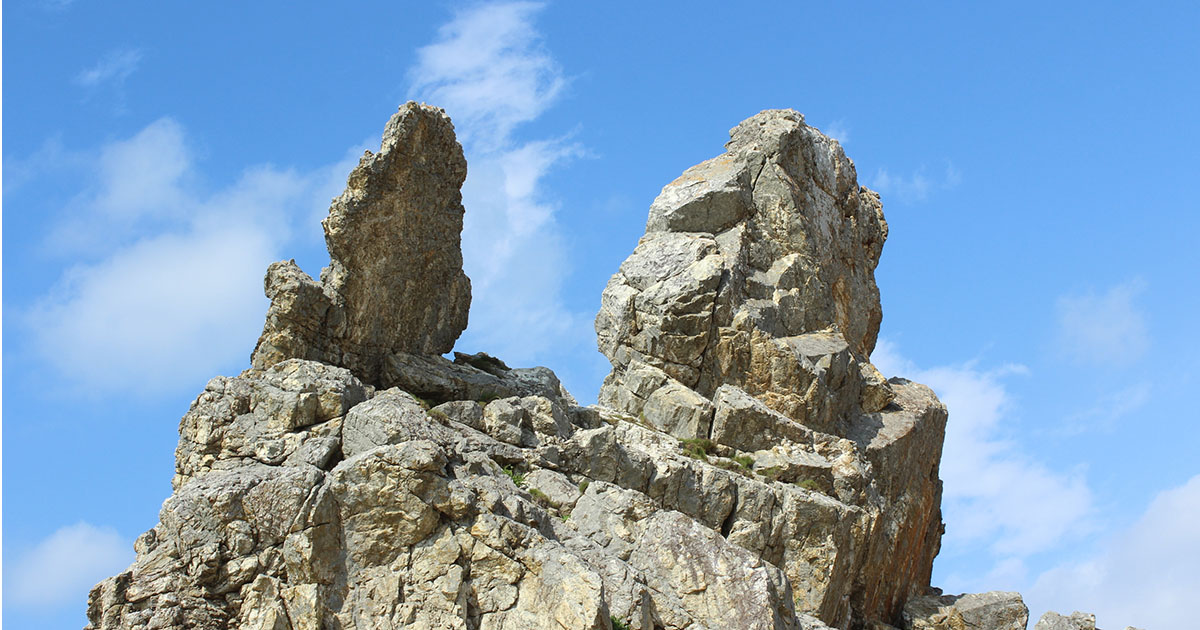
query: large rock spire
251 101 471 385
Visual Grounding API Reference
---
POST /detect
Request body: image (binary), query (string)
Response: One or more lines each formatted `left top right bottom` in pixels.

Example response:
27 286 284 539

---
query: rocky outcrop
86 105 1119 630
596 110 943 627
902 591 1029 630
1033 612 1097 630
596 109 888 418
251 101 471 385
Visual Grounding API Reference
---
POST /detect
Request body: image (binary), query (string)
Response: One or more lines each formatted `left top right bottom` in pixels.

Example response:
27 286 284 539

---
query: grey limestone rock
597 110 890 421
595 110 942 627
251 101 471 385
1033 611 1097 630
87 106 1121 630
902 591 1029 630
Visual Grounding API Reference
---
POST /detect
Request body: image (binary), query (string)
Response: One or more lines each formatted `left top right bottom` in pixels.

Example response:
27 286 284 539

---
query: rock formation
251 101 472 385
86 104 1112 630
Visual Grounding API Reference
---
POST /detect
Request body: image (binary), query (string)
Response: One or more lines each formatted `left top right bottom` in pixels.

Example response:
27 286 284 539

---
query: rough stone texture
251 101 471 385
86 107 1119 630
902 591 1029 630
595 110 942 628
1033 611 1099 630
597 110 889 417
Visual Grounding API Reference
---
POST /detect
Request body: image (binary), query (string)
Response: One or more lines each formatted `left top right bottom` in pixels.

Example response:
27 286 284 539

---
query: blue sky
4 2 1198 628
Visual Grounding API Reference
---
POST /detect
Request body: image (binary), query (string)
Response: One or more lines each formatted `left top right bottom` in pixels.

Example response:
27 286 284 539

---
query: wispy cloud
410 1 566 153
6 522 133 607
75 49 143 88
871 162 960 204
1026 473 1200 630
820 119 850 144
1054 279 1149 366
1060 381 1152 435
409 2 590 372
872 341 1095 581
27 118 357 396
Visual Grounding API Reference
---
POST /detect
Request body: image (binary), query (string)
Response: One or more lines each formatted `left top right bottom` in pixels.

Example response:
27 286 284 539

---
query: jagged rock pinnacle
597 109 893 437
251 101 471 385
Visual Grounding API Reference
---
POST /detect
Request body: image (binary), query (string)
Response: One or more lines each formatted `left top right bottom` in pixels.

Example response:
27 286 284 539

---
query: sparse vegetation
529 487 560 510
502 465 526 488
714 458 752 477
679 438 715 461
427 408 449 423
733 454 754 470
795 478 821 492
577 480 590 494
610 615 630 630
759 466 784 482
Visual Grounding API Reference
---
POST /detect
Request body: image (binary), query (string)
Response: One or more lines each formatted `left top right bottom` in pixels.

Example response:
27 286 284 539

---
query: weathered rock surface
86 106 1122 630
596 110 888 415
1033 611 1097 630
902 591 1029 630
251 101 471 385
596 110 943 627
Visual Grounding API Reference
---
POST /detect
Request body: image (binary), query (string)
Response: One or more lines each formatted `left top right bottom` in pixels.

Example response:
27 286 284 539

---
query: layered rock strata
84 106 1038 630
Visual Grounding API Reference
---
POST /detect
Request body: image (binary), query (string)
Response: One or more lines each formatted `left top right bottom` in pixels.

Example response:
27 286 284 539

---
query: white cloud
75 49 143 88
29 119 351 397
409 2 588 367
872 341 1094 585
871 162 960 204
820 120 850 144
410 1 566 153
7 522 133 607
1055 279 1149 365
1026 474 1200 630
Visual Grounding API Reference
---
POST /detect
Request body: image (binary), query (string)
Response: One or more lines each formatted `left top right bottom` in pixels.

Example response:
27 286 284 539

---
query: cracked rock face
597 110 887 410
88 107 977 630
251 101 471 385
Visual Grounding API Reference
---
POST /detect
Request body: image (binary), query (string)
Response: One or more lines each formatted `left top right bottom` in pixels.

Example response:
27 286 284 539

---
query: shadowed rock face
251 101 471 385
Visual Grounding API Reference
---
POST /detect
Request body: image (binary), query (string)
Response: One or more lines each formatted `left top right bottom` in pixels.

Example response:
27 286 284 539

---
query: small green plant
714 458 752 477
610 615 630 630
733 454 754 470
502 465 526 488
679 438 715 461
427 408 449 423
795 478 821 492
577 480 590 494
759 466 784 482
528 487 560 510
413 395 434 410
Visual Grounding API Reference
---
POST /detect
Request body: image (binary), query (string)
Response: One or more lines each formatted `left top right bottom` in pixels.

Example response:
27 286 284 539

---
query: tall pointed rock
252 101 471 385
